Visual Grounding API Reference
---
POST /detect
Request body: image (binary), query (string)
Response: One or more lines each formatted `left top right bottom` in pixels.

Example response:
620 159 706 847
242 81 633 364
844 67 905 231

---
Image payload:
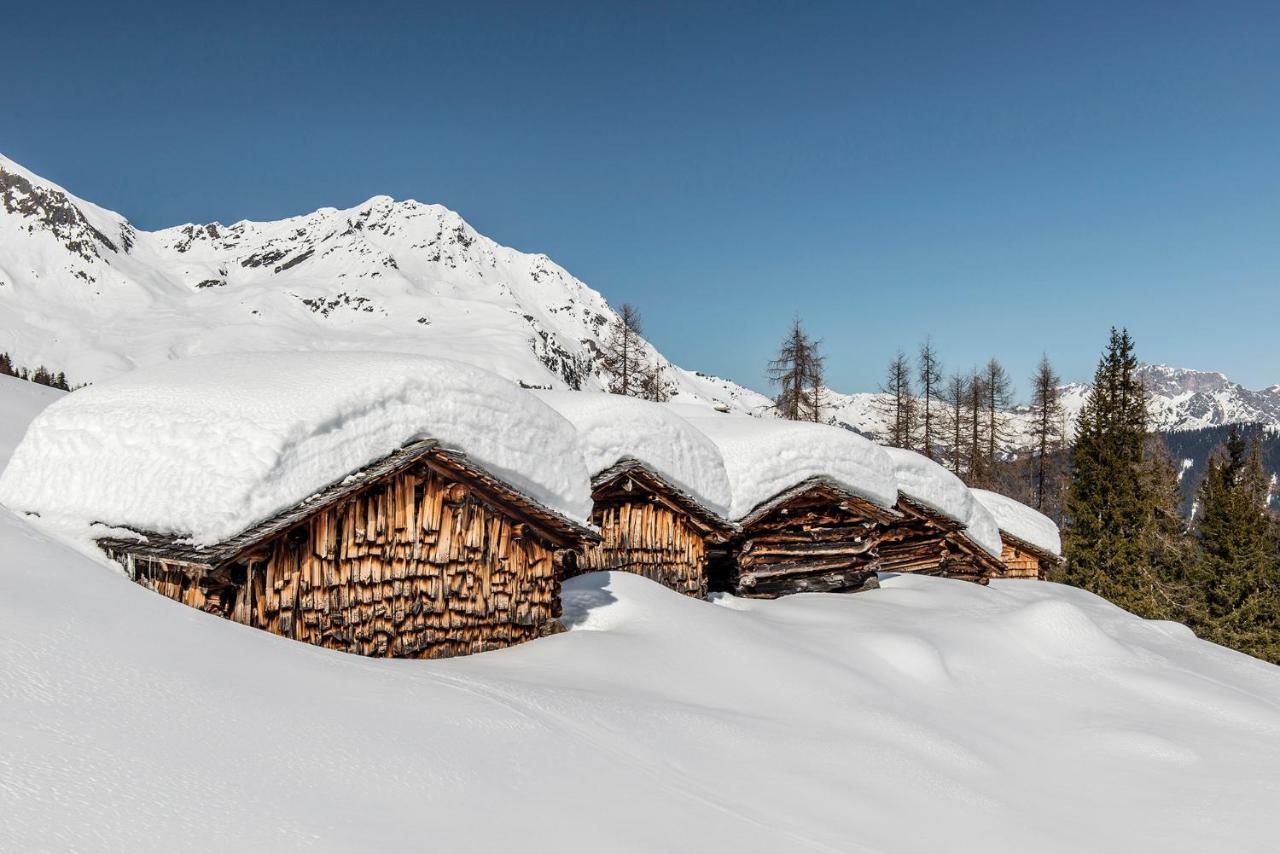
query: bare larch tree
768 318 826 422
1029 354 1064 511
600 303 646 397
878 350 918 448
917 339 943 458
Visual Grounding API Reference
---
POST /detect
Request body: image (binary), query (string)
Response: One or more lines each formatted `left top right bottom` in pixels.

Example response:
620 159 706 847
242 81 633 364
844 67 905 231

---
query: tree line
0 352 73 390
597 304 673 403
761 320 1069 515
1062 328 1280 663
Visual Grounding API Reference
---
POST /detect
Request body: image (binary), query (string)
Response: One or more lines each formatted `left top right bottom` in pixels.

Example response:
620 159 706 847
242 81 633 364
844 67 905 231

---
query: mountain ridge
1 153 1274 442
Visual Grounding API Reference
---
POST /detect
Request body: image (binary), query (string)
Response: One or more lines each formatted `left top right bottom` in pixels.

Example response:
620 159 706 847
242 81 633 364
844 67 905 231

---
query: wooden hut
677 412 902 598
0 351 600 659
578 459 735 597
717 475 901 597
971 489 1064 580
878 497 1006 584
99 440 597 658
877 447 1006 584
994 532 1061 580
536 391 736 598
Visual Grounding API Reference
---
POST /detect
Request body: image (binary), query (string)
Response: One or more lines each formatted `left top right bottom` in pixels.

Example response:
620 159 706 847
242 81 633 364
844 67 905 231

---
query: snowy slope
4 354 1280 853
0 153 769 414
0 373 63 466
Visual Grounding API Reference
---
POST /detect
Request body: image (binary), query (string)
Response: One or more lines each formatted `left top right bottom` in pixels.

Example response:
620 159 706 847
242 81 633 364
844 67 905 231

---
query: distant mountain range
827 364 1280 448
1 152 1275 457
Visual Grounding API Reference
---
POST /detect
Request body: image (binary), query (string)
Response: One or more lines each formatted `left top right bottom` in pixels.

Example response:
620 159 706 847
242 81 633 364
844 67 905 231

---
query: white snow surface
972 488 1063 557
3 381 1280 852
0 352 594 543
0 374 63 467
533 391 732 518
882 446 1002 557
675 409 897 519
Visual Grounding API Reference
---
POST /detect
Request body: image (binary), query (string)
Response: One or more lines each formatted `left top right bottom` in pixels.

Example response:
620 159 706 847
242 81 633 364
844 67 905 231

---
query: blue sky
6 1 1279 397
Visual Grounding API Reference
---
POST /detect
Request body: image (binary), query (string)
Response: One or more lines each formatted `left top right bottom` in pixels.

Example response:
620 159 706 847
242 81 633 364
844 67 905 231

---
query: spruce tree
1194 429 1280 660
1062 328 1166 616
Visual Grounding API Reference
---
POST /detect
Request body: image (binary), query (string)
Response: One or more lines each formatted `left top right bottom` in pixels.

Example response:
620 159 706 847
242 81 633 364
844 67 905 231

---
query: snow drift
882 446 1002 556
972 488 1063 556
535 390 732 517
0 352 594 543
675 408 898 519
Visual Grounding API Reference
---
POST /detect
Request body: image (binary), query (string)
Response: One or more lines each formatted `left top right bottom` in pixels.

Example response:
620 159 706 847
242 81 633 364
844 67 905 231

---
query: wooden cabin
996 532 1061 580
575 458 736 598
712 476 901 598
99 440 597 659
878 497 1006 584
969 489 1064 581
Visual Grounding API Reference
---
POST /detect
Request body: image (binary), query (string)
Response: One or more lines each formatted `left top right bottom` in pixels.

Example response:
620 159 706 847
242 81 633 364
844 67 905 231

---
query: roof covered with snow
673 409 897 520
881 447 1002 557
971 489 1062 557
534 391 732 518
0 352 594 544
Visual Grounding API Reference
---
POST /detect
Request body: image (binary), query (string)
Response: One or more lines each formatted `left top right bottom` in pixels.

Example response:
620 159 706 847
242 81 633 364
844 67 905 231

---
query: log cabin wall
111 459 569 659
578 497 710 598
999 542 1046 579
877 502 1002 585
729 487 888 598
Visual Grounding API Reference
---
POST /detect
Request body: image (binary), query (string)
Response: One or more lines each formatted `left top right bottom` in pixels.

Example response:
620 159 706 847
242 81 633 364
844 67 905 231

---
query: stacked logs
729 487 889 598
878 502 1004 585
578 498 709 598
243 462 564 658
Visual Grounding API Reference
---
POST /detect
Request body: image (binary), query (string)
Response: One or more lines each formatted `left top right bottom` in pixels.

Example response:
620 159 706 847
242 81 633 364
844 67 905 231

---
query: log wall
1000 542 1046 579
578 499 709 598
114 461 567 659
729 490 884 598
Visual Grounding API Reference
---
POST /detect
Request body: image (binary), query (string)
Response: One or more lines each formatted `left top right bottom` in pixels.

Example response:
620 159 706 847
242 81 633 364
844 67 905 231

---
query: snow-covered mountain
826 365 1280 448
0 153 770 413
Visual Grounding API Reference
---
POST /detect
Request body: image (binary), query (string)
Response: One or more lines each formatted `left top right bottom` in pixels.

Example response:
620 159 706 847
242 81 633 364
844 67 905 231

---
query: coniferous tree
917 339 943 458
1193 429 1280 660
983 358 1014 473
32 365 52 387
1029 355 1065 512
767 318 825 422
1062 328 1170 617
878 350 917 448
0 352 13 376
600 303 646 397
965 369 989 487
941 372 968 476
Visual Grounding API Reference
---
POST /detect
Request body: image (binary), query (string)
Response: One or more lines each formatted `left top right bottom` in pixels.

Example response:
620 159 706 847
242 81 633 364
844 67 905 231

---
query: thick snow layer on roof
534 391 731 517
881 447 1003 557
674 409 897 519
0 352 593 543
972 488 1062 557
